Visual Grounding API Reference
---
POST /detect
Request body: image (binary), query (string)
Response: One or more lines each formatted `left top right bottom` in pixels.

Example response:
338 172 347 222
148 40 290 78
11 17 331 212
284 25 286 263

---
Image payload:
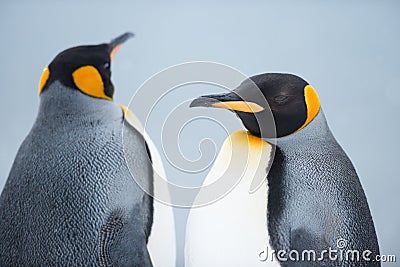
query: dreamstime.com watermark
258 238 396 263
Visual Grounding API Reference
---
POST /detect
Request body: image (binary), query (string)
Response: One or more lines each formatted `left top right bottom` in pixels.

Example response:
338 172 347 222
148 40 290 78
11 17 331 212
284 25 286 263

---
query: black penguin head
190 73 320 138
38 32 134 100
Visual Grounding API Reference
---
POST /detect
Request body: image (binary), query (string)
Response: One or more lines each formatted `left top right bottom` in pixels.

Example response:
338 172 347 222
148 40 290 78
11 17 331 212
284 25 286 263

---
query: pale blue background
0 1 398 266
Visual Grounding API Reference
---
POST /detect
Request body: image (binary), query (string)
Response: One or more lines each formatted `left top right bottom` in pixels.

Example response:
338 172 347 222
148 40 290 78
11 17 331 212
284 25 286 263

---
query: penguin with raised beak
0 33 175 266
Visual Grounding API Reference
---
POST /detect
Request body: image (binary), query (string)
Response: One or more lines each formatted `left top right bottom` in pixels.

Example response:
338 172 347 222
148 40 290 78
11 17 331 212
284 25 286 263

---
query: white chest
185 130 280 267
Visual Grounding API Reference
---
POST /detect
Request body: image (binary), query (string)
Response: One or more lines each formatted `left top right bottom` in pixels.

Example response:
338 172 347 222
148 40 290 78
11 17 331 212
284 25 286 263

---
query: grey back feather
0 82 153 266
267 110 380 266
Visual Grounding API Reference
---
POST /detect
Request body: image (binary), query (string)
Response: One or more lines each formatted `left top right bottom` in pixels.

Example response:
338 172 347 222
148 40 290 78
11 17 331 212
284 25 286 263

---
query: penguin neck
36 81 121 126
198 130 273 202
275 109 333 147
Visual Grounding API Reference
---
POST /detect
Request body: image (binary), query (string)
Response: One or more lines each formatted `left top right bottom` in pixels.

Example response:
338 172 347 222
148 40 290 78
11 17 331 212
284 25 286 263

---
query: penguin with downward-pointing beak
186 73 380 266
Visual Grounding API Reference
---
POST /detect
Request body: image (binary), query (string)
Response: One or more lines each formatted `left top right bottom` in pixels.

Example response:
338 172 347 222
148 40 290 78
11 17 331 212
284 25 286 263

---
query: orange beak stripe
211 101 264 113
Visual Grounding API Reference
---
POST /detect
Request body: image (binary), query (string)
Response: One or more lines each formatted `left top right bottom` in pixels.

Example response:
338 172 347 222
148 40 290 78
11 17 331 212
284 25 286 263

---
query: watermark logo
336 238 347 249
258 238 396 263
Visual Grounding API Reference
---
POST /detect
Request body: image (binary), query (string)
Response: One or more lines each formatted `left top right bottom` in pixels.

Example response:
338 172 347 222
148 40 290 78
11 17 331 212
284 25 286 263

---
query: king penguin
0 33 176 266
186 73 380 266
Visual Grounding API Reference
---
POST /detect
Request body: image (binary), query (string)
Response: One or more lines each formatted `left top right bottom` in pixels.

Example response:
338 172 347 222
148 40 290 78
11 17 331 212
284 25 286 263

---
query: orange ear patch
297 85 320 131
38 67 50 95
72 65 111 100
304 85 320 124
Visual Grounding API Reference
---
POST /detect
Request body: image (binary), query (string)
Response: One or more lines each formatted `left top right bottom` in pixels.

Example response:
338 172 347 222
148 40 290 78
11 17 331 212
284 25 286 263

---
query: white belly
147 140 176 267
185 130 280 267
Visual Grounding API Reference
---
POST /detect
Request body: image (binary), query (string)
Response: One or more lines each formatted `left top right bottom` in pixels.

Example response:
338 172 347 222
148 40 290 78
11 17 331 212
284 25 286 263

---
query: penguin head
38 32 134 100
190 73 320 138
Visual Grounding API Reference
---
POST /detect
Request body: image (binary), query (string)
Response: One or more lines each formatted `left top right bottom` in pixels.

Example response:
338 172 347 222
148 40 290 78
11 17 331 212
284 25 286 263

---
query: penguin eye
103 62 110 69
273 95 289 105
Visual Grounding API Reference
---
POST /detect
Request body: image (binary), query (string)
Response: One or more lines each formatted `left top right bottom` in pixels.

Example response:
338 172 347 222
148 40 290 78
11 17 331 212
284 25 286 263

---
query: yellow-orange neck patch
120 104 134 119
230 129 265 148
297 85 320 132
38 67 50 95
72 65 111 100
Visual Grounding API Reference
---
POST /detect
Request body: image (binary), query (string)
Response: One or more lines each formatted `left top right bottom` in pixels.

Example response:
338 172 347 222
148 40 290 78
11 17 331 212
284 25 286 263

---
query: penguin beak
190 92 265 113
108 32 134 61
